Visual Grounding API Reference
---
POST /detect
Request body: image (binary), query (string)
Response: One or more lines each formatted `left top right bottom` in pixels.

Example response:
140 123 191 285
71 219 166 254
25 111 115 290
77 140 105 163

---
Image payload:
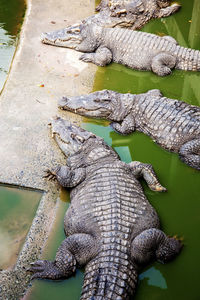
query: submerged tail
80 254 137 299
175 45 200 71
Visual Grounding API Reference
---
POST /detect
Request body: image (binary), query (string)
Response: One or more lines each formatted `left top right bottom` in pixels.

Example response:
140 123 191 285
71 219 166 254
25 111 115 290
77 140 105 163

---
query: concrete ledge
0 0 96 299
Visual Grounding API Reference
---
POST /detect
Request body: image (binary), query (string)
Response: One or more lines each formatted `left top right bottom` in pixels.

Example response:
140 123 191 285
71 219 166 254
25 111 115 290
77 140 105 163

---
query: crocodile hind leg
179 139 200 170
79 46 112 66
128 161 166 192
131 228 183 265
30 233 98 280
151 52 176 76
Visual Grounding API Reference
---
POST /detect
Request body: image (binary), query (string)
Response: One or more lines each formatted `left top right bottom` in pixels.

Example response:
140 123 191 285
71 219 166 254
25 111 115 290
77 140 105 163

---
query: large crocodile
41 23 200 76
95 0 180 30
58 89 200 170
29 117 182 299
42 0 180 37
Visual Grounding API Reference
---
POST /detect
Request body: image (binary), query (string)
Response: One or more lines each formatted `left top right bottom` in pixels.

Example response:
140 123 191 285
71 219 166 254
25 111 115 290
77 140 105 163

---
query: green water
0 0 25 91
0 185 41 269
28 0 200 299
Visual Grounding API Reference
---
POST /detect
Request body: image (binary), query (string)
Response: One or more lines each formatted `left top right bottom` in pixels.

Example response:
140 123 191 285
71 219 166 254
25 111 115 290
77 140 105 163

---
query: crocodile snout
58 97 69 110
41 32 54 44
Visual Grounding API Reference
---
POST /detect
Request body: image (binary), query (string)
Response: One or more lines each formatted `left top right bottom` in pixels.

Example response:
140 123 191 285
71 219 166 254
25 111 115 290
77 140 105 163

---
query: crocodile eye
70 133 84 143
94 98 111 103
76 135 85 143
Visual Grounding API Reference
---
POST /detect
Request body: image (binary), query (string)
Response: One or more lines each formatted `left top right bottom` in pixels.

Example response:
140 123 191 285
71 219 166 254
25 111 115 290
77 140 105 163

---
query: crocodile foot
79 53 93 63
29 260 64 280
43 169 57 181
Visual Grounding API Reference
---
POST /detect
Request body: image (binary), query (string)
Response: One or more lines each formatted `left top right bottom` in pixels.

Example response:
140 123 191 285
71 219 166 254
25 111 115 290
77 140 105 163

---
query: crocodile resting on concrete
41 23 200 76
58 89 200 170
42 0 180 35
94 0 180 30
30 117 182 299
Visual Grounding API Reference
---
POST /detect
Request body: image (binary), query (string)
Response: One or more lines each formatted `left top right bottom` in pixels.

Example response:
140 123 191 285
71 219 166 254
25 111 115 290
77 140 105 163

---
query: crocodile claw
79 54 92 63
43 169 57 181
149 184 167 192
29 260 61 280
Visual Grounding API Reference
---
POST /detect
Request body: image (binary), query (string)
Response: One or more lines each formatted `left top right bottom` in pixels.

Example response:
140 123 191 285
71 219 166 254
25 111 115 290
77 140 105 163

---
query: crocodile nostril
58 97 69 108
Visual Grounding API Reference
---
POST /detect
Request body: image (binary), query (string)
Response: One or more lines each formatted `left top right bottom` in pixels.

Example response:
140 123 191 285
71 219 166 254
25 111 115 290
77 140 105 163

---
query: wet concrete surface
0 0 96 298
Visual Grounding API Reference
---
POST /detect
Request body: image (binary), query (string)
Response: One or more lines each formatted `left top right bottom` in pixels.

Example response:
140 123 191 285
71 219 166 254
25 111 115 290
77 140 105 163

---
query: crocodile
41 23 200 76
42 0 180 38
58 89 200 170
95 0 180 30
29 117 182 299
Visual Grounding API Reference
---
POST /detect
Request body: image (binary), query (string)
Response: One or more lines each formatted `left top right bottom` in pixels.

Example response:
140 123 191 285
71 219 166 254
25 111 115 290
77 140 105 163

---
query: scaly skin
41 0 180 41
41 24 200 76
58 89 200 170
94 0 180 29
29 117 182 299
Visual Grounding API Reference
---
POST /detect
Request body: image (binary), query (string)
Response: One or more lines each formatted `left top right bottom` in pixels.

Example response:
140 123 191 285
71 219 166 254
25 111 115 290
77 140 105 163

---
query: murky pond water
27 0 200 299
0 0 36 271
0 0 25 91
0 185 41 269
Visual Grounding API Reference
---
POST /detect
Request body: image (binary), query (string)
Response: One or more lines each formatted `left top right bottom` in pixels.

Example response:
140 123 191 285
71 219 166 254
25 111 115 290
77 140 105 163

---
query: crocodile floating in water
41 23 200 76
29 117 182 299
58 89 200 170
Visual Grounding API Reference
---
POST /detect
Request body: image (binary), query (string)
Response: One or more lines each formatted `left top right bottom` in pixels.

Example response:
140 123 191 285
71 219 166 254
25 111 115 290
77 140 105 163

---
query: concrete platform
0 0 96 299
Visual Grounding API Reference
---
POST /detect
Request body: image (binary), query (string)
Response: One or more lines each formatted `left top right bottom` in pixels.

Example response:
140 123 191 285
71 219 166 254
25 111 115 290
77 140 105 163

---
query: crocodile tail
175 46 200 71
80 254 137 300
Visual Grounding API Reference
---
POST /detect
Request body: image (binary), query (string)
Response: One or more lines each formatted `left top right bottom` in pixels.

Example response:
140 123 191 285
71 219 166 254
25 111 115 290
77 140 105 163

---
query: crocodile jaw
58 96 112 118
41 25 82 48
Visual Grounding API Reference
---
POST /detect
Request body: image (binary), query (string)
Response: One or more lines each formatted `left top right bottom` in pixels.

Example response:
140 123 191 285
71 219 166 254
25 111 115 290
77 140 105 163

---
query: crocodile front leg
157 3 181 18
79 46 112 66
131 228 182 265
128 161 166 192
151 52 176 76
30 233 98 280
179 139 200 170
45 165 86 187
111 113 135 134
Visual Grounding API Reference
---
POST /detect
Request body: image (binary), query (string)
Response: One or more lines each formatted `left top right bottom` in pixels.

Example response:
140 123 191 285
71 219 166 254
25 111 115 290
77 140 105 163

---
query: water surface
0 185 41 269
0 0 25 91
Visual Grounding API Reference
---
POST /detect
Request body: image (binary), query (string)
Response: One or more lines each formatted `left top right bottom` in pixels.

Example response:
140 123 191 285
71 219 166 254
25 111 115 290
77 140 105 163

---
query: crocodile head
50 117 118 165
41 23 83 48
50 117 95 157
58 90 134 121
41 23 101 51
